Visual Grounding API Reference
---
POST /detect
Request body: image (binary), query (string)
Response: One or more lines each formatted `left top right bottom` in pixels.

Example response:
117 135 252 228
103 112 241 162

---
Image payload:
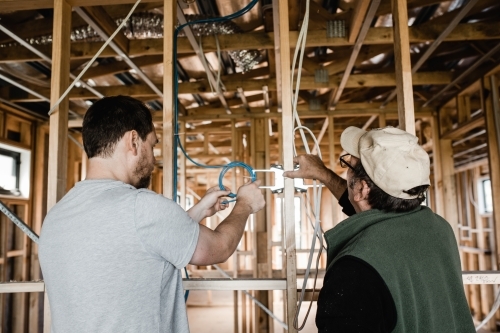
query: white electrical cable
48 0 142 116
475 286 500 331
290 0 312 154
292 126 324 330
286 0 328 328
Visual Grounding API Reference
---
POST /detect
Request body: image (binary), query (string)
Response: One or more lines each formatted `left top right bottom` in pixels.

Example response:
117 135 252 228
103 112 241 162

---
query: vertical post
275 0 297 331
231 119 239 333
46 0 72 331
391 0 415 134
431 115 444 216
163 0 176 199
438 135 459 238
379 113 387 128
179 121 186 207
327 115 338 226
253 118 270 333
457 95 471 124
30 126 47 333
483 75 500 267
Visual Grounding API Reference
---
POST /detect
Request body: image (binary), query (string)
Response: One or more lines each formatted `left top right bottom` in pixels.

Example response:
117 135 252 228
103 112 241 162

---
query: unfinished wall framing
0 0 500 332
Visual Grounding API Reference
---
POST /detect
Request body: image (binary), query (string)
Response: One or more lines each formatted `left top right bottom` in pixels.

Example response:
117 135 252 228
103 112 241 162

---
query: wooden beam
275 0 298 332
15 72 453 102
76 55 164 80
391 0 415 134
0 0 161 11
162 0 175 199
329 0 380 109
377 0 442 16
253 118 270 332
80 6 130 53
441 116 485 140
430 115 444 216
184 278 286 290
46 2 72 331
2 22 500 63
483 75 500 268
457 95 471 123
348 0 371 43
0 282 45 293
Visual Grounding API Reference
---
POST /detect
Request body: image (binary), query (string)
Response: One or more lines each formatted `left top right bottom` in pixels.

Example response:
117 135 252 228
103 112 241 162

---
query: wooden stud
457 95 471 124
46 0 72 330
439 136 459 238
253 118 270 332
275 0 298 331
327 115 339 225
391 0 415 134
29 124 48 333
162 0 175 199
483 75 500 269
431 115 444 217
179 121 186 208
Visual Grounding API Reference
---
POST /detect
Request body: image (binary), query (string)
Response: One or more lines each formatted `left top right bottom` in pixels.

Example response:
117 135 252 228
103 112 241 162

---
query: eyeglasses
339 154 354 170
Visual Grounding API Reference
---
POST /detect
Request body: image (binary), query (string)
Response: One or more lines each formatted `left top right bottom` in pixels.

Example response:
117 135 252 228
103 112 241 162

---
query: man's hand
234 180 265 214
189 180 265 266
283 154 329 182
187 186 231 222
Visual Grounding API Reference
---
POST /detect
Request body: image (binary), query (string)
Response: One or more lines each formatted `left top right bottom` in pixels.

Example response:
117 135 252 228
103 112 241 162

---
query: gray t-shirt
39 179 199 333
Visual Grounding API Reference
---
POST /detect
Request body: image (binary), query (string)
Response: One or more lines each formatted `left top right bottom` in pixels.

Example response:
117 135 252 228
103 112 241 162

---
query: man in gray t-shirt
39 96 265 333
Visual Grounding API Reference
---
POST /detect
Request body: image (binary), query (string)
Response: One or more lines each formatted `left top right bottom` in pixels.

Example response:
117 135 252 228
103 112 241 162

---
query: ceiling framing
0 0 500 181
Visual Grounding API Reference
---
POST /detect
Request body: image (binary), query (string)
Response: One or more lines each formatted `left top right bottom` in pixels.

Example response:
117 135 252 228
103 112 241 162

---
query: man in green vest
284 126 475 333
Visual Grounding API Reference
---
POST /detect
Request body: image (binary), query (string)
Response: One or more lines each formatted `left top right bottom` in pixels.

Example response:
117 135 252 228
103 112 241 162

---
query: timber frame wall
0 0 500 333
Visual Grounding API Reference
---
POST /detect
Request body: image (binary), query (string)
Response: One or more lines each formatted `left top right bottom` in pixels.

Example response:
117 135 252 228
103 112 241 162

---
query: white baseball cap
340 126 430 199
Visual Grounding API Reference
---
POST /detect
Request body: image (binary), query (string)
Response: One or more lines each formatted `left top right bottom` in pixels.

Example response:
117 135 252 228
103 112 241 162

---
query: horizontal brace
3 272 500 295
182 278 286 290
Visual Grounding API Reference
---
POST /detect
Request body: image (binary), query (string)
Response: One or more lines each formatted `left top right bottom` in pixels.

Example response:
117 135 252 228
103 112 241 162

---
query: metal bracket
253 164 307 193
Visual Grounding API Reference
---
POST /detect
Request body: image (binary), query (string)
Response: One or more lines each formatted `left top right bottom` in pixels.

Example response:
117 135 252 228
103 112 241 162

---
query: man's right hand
235 179 265 214
283 154 329 182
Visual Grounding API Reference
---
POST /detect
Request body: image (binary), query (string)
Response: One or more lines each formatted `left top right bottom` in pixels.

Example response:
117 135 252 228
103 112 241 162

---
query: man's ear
359 180 370 200
126 130 140 155
353 180 370 202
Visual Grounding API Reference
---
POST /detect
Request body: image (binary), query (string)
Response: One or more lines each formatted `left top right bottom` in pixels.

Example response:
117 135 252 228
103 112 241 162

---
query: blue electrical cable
172 0 259 302
172 0 259 200
218 161 256 202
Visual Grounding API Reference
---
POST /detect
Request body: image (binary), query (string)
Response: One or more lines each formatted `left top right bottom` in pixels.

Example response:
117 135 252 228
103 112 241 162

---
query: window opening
0 148 21 195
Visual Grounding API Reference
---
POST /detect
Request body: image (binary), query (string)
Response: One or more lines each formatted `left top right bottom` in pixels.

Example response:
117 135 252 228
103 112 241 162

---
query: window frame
0 147 21 192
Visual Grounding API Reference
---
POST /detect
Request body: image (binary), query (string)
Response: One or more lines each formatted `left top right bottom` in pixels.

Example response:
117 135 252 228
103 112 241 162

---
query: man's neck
86 157 130 185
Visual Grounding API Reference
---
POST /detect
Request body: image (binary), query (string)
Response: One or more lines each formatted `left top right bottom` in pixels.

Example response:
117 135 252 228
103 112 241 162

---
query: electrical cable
172 0 259 201
475 286 500 331
285 0 328 329
218 161 256 200
173 0 259 303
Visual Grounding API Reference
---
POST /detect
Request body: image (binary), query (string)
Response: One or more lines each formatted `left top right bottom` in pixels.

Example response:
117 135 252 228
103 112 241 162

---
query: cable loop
218 161 256 199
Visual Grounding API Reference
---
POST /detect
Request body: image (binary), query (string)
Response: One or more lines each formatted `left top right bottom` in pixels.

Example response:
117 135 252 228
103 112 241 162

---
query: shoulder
135 189 177 207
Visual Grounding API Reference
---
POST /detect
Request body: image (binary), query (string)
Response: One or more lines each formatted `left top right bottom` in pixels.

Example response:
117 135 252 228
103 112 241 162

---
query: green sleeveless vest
324 206 475 333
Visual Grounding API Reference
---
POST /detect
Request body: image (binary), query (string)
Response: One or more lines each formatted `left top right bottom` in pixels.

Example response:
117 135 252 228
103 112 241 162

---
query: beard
133 149 154 189
135 174 152 189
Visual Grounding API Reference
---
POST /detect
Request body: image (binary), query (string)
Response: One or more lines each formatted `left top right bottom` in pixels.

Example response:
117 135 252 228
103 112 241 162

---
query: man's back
39 179 199 333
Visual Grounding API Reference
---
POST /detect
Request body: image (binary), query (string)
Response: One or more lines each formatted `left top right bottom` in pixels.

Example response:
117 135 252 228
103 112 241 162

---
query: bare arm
283 154 347 200
189 180 265 265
